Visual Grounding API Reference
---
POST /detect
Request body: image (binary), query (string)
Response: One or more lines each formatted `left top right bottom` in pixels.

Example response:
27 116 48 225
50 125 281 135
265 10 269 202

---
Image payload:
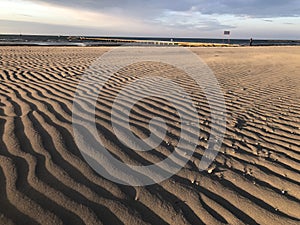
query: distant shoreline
1 34 300 47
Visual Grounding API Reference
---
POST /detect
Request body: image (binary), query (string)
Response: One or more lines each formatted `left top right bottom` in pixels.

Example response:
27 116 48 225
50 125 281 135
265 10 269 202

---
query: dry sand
0 46 299 225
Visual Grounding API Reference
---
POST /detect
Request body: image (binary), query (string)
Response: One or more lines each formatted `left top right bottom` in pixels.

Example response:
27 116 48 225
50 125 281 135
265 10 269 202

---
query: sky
1 0 300 39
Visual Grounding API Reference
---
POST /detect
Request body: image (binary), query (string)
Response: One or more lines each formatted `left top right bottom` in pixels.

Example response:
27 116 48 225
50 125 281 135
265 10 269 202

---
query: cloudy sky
1 0 300 39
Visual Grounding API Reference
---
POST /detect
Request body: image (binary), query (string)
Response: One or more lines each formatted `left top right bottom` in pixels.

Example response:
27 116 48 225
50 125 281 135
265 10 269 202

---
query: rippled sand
0 46 299 225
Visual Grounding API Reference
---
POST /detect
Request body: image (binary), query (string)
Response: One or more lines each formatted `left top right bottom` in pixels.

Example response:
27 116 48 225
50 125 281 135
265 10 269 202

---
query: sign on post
224 31 231 44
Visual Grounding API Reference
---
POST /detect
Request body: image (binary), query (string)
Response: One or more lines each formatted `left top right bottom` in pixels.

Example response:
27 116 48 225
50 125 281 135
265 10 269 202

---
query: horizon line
1 33 300 41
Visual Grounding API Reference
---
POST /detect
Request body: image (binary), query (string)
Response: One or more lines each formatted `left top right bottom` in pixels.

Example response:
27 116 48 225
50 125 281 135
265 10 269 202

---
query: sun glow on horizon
0 0 141 29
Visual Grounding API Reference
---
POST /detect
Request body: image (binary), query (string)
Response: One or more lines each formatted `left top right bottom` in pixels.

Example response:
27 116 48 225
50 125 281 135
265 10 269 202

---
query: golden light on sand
0 46 299 224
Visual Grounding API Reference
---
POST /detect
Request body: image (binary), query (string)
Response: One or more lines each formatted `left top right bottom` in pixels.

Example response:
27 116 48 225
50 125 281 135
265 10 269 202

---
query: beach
0 46 299 225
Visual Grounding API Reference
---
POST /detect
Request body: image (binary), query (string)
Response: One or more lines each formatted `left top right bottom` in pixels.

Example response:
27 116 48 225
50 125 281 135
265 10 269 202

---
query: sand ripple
0 46 299 225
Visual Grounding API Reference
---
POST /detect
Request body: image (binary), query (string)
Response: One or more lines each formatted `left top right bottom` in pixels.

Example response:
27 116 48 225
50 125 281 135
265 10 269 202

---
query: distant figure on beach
250 38 253 46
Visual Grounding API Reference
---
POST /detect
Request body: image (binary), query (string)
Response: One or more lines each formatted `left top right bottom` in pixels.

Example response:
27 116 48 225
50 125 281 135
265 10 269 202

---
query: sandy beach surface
0 46 299 225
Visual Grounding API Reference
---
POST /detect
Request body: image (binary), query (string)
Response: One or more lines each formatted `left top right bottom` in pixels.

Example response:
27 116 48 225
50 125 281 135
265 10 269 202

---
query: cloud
188 0 300 17
0 19 157 36
31 0 300 18
0 0 158 33
155 11 235 31
0 19 100 35
1 0 299 38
